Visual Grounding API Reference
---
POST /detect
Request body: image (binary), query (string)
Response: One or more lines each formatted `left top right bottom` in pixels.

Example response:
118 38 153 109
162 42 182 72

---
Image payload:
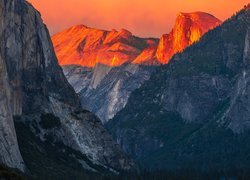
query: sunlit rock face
132 43 159 65
156 12 222 64
52 25 158 67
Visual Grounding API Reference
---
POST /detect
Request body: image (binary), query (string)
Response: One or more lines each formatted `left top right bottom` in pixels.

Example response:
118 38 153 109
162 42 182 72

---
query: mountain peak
66 24 90 32
177 11 221 26
156 11 221 64
72 24 89 29
178 11 216 17
119 28 132 36
244 3 250 10
52 25 155 67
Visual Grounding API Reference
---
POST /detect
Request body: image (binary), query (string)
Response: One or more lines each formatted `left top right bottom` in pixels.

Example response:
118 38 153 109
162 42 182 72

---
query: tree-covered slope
107 6 250 170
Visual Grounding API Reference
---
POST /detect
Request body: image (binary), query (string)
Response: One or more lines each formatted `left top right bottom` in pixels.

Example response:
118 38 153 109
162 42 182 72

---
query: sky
28 0 249 38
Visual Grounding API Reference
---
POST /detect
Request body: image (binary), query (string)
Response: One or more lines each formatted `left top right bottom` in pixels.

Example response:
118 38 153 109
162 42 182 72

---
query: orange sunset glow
28 0 249 37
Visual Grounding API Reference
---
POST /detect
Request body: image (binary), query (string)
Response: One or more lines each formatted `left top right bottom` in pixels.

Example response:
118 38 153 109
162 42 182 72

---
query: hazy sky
28 0 249 37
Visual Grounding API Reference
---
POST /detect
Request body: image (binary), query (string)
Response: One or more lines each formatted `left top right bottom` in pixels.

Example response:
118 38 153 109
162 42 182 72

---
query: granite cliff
0 0 135 177
156 12 221 63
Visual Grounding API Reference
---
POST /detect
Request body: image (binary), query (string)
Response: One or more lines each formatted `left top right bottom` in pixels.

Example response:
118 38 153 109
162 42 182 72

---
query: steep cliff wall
156 12 221 64
0 0 135 173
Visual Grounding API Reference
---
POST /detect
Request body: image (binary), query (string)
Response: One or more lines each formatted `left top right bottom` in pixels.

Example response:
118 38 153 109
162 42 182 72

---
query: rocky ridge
54 12 221 123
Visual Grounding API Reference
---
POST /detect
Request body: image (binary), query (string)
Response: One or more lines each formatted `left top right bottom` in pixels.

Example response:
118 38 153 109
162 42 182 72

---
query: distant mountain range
107 5 250 170
52 12 221 123
53 12 221 67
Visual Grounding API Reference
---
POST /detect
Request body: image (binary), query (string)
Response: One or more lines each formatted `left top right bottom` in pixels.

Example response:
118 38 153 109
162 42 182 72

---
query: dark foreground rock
0 0 135 175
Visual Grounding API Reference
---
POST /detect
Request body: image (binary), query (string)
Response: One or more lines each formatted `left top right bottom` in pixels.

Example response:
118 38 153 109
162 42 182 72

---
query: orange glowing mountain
156 12 222 64
52 25 158 67
52 12 221 67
